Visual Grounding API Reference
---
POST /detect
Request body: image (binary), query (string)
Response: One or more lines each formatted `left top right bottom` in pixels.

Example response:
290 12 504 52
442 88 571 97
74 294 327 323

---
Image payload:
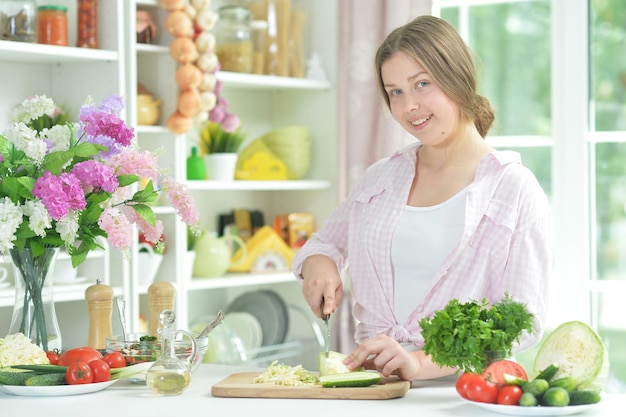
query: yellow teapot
192 231 247 278
137 93 161 126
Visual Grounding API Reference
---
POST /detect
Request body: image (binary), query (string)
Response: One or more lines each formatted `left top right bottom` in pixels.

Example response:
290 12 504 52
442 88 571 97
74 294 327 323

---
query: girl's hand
301 255 343 318
344 334 420 381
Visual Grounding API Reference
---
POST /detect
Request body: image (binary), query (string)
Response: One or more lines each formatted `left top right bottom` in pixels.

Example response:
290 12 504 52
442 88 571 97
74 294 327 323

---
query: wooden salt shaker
85 280 114 350
148 281 176 335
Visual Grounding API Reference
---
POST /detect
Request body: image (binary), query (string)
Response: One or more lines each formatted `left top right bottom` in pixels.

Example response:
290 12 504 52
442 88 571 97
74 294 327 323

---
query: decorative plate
0 379 117 397
462 398 601 416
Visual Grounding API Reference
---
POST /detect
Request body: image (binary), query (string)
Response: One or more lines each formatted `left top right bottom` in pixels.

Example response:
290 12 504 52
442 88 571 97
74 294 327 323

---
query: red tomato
46 350 60 365
497 385 524 405
88 359 111 383
66 361 94 385
482 359 528 388
455 372 477 400
465 374 498 404
58 347 103 366
103 351 127 369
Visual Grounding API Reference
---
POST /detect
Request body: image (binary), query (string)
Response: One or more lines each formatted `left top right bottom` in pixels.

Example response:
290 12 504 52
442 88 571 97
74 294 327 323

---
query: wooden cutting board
211 372 411 400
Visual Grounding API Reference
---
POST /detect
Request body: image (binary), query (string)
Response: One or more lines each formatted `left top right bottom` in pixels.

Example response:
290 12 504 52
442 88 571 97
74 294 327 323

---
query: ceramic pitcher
192 231 247 278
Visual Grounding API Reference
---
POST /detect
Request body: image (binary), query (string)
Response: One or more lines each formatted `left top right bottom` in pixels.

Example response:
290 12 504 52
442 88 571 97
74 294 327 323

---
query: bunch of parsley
418 293 534 374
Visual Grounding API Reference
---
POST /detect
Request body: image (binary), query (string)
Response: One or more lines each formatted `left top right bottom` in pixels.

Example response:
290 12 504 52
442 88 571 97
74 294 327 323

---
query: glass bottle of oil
146 310 196 395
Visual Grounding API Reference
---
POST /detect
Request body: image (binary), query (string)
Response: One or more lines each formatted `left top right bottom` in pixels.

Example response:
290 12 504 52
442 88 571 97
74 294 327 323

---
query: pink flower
33 171 86 220
221 114 240 132
123 206 164 244
71 160 118 193
162 177 199 225
98 207 133 250
107 148 159 182
81 112 134 147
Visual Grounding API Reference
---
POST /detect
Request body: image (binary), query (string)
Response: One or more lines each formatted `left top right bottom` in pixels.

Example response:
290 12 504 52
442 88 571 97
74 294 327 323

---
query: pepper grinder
148 281 176 335
85 279 114 350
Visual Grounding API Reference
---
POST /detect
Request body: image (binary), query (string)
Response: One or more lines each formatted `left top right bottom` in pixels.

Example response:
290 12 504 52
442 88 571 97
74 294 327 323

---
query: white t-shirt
392 188 468 324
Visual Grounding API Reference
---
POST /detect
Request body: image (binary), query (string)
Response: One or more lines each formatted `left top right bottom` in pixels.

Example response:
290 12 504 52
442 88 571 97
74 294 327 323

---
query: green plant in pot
200 122 247 181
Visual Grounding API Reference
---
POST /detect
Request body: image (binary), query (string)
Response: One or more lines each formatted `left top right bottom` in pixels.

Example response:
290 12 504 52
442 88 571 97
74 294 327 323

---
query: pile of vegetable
419 293 534 373
0 340 151 386
456 321 607 408
253 352 381 388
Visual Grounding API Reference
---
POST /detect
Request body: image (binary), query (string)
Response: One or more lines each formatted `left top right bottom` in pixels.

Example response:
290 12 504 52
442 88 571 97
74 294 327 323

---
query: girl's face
381 51 461 146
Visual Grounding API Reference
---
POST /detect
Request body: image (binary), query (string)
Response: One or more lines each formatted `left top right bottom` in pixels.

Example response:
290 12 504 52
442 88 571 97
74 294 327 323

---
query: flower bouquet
0 94 199 350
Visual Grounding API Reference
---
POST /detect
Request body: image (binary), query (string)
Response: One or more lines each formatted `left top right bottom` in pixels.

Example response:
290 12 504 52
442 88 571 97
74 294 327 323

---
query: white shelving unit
0 0 125 348
1 0 338 368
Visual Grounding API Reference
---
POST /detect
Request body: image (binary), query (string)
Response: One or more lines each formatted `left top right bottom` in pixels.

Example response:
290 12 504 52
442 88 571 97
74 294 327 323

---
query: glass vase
8 247 62 352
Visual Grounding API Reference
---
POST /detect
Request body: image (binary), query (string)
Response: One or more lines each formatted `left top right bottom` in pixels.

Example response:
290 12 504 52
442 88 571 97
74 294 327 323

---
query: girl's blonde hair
375 15 495 137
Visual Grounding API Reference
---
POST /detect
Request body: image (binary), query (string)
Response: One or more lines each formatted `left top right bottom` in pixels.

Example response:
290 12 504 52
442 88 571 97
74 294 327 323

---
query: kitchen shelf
185 180 332 191
0 40 118 63
218 71 332 91
187 271 296 290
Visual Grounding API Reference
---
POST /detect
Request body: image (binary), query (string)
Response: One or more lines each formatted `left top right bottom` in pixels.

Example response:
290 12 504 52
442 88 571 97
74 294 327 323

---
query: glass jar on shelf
215 5 253 73
37 5 68 46
0 0 37 43
76 0 98 48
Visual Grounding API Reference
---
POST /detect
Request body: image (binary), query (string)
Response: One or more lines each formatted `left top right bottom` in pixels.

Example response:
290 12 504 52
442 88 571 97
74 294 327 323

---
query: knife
321 298 330 358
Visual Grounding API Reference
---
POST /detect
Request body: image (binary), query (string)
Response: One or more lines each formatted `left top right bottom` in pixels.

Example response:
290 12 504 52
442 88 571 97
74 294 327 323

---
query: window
435 0 626 393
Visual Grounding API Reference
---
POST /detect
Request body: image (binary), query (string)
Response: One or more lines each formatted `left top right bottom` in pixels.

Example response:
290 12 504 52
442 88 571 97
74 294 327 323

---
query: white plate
462 398 600 416
226 290 289 347
225 312 263 352
54 276 89 285
0 380 117 397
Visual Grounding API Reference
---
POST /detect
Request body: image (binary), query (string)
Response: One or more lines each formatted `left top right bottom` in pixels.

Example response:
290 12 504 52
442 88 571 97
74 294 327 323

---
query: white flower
22 200 52 237
56 211 80 247
41 124 72 152
0 197 22 253
4 122 47 165
10 95 55 124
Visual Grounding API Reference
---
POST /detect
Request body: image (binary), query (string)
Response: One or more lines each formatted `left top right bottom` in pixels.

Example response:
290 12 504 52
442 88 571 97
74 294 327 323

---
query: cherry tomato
58 347 103 366
497 385 524 405
482 359 528 388
46 350 60 365
465 374 498 404
88 359 111 383
103 351 127 369
455 372 477 400
66 361 94 385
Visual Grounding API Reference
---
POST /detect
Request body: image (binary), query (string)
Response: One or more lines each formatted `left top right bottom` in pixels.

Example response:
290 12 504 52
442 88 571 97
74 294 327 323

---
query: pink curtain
333 0 432 354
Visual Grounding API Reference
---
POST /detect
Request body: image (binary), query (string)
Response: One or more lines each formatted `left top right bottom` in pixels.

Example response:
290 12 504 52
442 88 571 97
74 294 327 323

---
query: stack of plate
260 126 311 180
226 289 290 347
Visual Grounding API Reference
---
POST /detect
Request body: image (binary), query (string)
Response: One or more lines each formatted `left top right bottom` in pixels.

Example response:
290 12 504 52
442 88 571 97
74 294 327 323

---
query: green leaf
71 142 104 158
117 174 139 187
132 204 156 226
41 150 74 175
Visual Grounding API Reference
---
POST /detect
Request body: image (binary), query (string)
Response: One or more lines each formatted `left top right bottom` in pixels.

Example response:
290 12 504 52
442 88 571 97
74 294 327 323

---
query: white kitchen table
0 364 621 416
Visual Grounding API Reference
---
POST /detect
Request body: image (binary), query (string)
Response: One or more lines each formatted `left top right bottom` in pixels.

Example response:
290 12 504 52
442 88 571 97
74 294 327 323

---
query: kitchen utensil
211 373 410 400
320 298 330 358
115 296 127 342
192 231 247 277
197 309 225 339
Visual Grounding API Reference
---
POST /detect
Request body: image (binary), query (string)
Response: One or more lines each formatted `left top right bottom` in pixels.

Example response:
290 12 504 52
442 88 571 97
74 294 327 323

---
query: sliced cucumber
503 373 528 386
319 371 381 388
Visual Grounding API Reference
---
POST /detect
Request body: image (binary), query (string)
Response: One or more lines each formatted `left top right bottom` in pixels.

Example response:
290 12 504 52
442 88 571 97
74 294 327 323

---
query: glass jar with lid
215 5 253 73
37 5 68 46
0 0 37 42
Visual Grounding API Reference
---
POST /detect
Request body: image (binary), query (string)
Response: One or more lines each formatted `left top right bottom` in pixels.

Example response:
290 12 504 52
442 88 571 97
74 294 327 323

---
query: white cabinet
127 0 339 368
0 0 338 368
0 0 125 348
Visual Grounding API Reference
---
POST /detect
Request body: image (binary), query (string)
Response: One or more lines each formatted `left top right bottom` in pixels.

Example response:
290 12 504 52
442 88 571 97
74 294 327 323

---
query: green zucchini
534 363 559 382
0 370 36 386
24 373 67 386
319 371 381 388
568 390 601 405
549 376 577 392
10 364 68 373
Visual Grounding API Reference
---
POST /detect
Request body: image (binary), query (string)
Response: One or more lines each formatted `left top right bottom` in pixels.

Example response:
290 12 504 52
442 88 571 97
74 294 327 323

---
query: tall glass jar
215 5 253 73
76 0 98 48
37 5 68 46
0 0 37 42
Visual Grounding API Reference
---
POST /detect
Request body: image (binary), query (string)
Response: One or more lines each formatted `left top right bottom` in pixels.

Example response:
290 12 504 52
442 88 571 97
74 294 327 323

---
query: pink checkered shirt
293 142 553 352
